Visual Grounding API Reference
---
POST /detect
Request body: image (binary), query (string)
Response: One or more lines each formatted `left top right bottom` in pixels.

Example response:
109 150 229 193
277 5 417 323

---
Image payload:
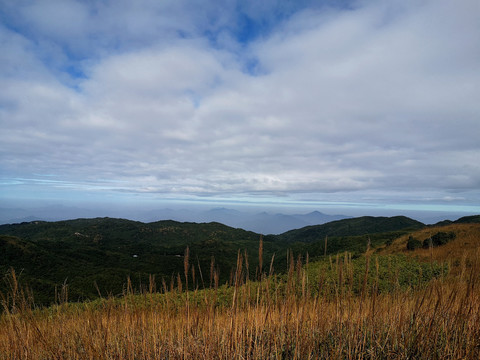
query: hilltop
270 215 424 242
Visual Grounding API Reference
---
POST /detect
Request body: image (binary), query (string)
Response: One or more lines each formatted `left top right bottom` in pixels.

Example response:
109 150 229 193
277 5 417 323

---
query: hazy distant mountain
235 211 350 234
3 215 44 224
296 210 347 224
238 212 308 234
0 206 349 234
0 207 35 224
0 205 101 225
201 208 246 224
142 208 350 234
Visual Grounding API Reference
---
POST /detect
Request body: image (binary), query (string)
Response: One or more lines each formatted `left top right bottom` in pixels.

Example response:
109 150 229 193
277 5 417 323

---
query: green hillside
454 214 480 224
264 216 425 265
271 216 425 243
0 215 429 306
0 218 278 305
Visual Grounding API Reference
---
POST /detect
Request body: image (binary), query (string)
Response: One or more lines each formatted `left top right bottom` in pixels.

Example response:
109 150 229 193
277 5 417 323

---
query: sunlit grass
1 233 480 359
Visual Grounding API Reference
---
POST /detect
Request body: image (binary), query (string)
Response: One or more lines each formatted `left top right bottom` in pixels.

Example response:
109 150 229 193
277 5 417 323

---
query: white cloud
1 0 479 210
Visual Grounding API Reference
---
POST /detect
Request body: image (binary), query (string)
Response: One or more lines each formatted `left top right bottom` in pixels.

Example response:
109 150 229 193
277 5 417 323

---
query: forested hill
0 218 270 305
1 215 478 306
441 214 480 225
269 216 425 243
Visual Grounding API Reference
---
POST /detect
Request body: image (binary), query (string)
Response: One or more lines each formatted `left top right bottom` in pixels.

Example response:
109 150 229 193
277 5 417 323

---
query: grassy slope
1 232 479 359
266 216 426 269
377 222 480 274
1 216 480 358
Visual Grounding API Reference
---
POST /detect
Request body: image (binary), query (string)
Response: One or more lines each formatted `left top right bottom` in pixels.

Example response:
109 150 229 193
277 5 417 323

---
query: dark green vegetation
0 218 270 305
433 214 480 226
0 215 477 306
422 231 456 248
451 214 480 224
406 235 423 250
272 216 424 243
266 216 425 268
405 231 457 251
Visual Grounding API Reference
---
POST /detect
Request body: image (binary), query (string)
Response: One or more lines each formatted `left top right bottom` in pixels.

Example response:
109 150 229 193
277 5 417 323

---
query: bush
422 232 456 248
406 236 422 251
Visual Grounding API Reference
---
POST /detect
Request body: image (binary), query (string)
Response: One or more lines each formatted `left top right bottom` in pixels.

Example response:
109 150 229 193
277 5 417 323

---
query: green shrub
422 232 456 248
406 236 422 251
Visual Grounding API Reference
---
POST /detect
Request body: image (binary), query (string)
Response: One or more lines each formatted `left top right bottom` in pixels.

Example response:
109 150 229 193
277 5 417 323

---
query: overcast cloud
1 0 479 217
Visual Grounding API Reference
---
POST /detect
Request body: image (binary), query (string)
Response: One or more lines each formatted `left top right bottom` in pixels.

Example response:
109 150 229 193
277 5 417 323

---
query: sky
1 0 480 222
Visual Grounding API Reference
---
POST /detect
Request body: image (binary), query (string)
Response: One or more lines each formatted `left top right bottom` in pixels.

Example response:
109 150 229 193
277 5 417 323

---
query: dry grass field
380 223 480 273
1 225 480 359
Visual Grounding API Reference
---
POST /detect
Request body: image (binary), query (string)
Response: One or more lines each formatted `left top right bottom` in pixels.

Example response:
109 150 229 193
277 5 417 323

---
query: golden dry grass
379 223 480 270
2 224 480 359
1 248 480 360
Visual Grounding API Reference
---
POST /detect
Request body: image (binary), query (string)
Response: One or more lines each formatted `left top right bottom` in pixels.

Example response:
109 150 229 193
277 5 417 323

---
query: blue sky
1 0 480 222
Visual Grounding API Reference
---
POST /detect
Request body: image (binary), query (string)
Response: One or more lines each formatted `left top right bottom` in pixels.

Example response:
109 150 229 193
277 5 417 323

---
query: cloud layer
1 0 479 211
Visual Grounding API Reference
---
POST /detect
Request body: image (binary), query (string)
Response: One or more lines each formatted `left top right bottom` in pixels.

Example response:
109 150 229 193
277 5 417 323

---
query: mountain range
0 206 349 234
